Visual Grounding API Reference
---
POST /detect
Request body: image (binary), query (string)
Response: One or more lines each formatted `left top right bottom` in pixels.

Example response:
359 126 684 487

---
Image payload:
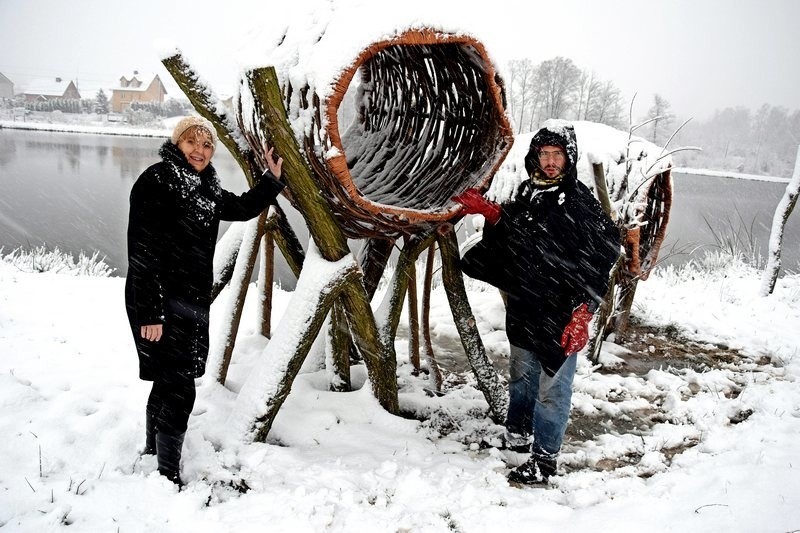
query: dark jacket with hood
461 122 620 376
125 141 284 381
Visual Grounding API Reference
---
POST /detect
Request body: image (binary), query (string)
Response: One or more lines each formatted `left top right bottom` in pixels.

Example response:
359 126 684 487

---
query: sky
1 0 799 121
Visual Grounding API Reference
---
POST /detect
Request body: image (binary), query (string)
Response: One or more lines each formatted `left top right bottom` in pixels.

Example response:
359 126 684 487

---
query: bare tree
589 80 624 128
537 56 581 120
507 59 538 134
647 94 674 145
574 69 600 121
761 145 800 295
671 104 800 176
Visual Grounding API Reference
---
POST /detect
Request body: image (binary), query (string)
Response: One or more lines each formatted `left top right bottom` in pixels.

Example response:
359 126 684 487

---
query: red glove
452 189 502 225
560 303 594 355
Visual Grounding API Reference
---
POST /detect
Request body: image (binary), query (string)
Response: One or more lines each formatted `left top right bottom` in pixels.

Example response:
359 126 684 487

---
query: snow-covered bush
0 246 114 277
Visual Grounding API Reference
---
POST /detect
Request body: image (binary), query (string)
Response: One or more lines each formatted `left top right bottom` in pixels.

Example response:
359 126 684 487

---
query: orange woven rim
321 28 514 227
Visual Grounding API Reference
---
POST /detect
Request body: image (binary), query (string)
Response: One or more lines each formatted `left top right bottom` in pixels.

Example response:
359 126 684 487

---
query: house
21 77 81 102
0 72 13 99
110 71 167 112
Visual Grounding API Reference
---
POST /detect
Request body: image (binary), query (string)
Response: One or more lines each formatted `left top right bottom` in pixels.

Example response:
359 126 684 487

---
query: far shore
1 119 791 183
0 119 169 138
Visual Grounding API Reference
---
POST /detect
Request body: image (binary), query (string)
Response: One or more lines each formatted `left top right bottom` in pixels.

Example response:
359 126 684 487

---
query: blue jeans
505 344 577 455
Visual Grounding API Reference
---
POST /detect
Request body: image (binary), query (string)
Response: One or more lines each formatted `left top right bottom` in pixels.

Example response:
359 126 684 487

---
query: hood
523 119 578 181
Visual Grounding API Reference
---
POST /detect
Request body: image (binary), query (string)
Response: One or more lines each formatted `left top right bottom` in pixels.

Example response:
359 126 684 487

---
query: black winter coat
125 141 284 381
461 127 620 376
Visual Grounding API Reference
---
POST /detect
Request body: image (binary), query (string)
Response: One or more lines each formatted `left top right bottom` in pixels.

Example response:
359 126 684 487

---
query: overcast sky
1 0 798 121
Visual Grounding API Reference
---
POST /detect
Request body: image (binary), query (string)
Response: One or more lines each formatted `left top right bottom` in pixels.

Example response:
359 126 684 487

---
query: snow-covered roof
114 72 162 92
21 77 78 97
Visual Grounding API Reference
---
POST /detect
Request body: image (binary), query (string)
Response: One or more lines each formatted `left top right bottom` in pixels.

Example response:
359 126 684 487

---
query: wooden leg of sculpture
244 66 399 415
437 230 507 423
421 244 443 392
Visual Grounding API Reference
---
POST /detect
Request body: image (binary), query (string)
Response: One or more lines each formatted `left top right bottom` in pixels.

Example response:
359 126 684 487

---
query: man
453 120 620 485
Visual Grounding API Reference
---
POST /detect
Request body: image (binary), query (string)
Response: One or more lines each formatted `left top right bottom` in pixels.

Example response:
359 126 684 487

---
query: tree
537 56 581 120
95 90 109 114
761 145 800 295
574 69 600 121
588 80 624 128
507 59 539 134
647 94 673 145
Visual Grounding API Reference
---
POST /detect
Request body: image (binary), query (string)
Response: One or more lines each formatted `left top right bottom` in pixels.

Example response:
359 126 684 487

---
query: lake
1 128 798 284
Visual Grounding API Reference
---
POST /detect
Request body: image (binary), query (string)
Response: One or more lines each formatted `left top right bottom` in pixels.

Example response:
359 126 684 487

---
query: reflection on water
0 128 798 282
0 128 301 281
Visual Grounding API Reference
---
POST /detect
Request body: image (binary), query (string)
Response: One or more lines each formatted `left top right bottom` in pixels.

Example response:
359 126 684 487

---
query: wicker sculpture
242 29 514 238
164 26 513 440
163 17 673 439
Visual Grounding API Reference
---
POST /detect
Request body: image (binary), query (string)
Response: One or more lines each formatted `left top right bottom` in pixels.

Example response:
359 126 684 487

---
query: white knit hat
171 115 218 145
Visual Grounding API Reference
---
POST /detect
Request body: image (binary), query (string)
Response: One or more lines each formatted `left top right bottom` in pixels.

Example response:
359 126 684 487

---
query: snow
674 167 792 184
0 119 170 138
2 241 799 531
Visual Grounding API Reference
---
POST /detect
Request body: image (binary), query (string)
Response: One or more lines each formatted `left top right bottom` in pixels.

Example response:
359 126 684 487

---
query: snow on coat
125 141 284 381
461 122 620 376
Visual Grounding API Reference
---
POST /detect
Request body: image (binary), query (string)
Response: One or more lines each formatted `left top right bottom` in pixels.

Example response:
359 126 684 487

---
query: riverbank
0 119 170 138
673 166 791 184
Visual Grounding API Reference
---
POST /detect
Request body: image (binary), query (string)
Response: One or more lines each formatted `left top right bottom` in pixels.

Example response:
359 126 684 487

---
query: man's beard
531 167 564 187
543 165 562 177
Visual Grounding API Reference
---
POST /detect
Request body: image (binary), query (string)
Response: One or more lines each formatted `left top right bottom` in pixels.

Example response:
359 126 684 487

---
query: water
0 128 307 285
662 174 800 271
1 128 798 282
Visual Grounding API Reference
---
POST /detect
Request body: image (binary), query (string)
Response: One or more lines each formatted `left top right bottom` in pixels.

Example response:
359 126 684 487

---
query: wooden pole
240 66 398 413
378 233 436 343
437 230 506 422
592 162 615 220
250 264 362 441
328 303 352 392
217 213 266 385
421 244 443 392
359 237 395 300
408 259 420 373
258 227 275 338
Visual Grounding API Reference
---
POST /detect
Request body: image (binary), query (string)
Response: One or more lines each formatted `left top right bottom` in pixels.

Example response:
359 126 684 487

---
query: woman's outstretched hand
141 324 163 342
264 144 283 179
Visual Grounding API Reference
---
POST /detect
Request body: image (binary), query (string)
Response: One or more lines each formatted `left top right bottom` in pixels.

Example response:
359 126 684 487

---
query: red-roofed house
21 77 81 102
110 71 167 112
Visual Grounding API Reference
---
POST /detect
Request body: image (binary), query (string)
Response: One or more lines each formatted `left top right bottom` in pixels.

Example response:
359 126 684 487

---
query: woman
125 116 284 486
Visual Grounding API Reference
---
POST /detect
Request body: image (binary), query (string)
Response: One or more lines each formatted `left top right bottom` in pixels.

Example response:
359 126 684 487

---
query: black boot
507 451 558 485
156 431 185 487
143 410 157 456
533 450 557 480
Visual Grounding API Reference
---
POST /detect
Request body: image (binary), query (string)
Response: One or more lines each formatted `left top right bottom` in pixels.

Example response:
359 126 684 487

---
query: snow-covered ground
673 167 792 184
1 248 798 532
